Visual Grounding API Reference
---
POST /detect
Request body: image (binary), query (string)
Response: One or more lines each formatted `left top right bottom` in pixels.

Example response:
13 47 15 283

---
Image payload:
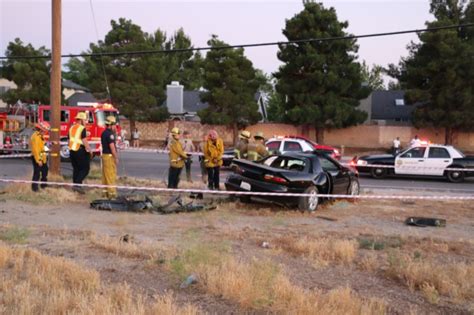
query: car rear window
428 147 450 158
263 156 307 172
266 141 281 151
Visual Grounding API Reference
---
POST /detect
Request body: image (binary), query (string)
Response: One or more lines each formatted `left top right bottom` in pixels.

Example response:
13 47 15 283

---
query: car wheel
348 179 360 196
298 186 319 212
370 167 387 179
446 170 465 183
60 145 70 161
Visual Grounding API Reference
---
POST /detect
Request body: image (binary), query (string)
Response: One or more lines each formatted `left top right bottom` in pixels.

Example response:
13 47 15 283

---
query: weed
358 236 404 251
0 226 30 244
421 283 440 304
275 236 358 266
386 249 474 302
0 243 199 314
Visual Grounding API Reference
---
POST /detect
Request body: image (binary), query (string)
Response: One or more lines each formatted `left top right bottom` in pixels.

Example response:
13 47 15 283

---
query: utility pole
50 0 62 174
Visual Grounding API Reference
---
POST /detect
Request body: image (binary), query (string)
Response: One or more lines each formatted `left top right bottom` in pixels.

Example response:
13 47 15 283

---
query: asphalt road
1 150 474 194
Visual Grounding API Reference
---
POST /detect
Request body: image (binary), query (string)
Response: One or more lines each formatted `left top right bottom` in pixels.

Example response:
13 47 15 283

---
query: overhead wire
0 23 473 60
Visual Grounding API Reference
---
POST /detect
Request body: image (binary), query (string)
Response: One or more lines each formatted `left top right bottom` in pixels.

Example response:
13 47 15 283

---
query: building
165 81 268 122
359 90 420 125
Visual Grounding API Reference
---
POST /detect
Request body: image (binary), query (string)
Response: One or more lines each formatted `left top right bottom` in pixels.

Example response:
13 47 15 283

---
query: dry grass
274 236 358 266
88 234 175 261
386 250 474 302
4 184 79 205
169 243 385 313
0 243 199 315
357 252 379 272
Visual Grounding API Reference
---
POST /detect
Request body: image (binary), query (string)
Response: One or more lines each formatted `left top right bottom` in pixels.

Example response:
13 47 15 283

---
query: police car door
394 146 427 175
423 146 452 176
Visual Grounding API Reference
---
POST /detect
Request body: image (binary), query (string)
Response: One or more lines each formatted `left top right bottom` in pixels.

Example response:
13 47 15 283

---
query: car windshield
96 111 119 127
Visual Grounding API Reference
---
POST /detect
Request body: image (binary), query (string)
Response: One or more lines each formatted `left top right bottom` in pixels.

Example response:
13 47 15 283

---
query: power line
1 23 473 60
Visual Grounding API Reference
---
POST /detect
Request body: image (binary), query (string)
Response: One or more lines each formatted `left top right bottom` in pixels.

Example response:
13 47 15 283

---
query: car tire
60 144 70 162
348 179 360 195
370 167 387 179
298 186 319 212
446 169 465 183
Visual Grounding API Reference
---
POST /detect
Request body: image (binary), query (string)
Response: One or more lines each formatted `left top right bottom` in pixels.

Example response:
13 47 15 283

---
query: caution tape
0 154 31 159
0 177 473 200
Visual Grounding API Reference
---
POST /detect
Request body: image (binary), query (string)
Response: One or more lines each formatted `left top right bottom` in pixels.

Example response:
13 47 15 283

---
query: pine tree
198 36 261 142
388 0 474 144
274 2 368 143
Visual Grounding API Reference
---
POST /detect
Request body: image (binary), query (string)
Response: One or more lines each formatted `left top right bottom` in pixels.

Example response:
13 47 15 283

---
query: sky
0 0 433 77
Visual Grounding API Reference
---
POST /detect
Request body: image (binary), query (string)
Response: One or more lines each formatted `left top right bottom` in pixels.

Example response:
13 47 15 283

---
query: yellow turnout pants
102 154 117 199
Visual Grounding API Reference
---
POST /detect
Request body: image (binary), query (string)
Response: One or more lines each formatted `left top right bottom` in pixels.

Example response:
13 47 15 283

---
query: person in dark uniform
101 116 118 199
68 112 92 194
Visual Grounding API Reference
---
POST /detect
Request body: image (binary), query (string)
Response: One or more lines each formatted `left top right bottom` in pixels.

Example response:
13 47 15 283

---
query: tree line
1 0 473 144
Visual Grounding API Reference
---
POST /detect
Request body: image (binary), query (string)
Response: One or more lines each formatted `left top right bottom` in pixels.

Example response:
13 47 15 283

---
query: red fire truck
37 102 122 159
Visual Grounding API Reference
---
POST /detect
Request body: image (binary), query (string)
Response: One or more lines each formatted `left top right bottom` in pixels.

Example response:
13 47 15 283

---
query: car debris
261 241 270 249
180 274 198 289
405 217 446 227
90 195 216 214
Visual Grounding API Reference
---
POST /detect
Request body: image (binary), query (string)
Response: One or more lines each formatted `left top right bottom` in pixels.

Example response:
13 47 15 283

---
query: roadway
1 150 474 194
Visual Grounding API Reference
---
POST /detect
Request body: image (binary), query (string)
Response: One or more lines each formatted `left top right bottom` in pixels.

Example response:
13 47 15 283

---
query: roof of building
370 90 419 121
67 92 98 106
62 79 89 92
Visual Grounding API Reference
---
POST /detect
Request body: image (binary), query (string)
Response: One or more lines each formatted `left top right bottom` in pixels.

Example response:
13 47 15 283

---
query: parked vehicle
266 136 341 160
354 144 474 183
225 152 359 211
38 102 122 160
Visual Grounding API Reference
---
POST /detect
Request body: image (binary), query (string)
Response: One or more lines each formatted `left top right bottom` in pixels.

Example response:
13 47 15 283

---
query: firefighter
247 132 269 161
30 121 50 192
168 127 188 188
180 130 195 182
101 116 118 199
234 130 251 159
69 112 92 194
203 130 224 190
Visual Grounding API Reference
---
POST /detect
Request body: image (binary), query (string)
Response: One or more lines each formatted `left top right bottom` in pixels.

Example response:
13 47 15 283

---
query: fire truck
0 113 21 154
37 102 122 160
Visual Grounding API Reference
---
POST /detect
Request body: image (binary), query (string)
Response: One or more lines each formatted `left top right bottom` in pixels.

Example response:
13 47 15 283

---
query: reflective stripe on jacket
204 138 224 167
30 131 47 164
68 124 85 151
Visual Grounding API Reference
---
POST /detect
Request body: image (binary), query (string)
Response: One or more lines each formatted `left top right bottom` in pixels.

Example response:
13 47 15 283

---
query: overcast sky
1 0 433 76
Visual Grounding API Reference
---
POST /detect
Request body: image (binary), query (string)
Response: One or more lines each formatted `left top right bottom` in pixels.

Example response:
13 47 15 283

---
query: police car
354 143 474 183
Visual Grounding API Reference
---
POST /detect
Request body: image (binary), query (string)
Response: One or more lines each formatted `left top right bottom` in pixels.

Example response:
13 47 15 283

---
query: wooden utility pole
50 0 62 174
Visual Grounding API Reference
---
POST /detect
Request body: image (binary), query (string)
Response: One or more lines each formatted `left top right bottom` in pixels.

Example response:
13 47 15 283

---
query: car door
318 156 350 194
394 147 427 175
423 147 452 176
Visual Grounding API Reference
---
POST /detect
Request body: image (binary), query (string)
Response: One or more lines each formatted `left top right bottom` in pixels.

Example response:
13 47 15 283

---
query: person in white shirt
132 128 141 148
410 135 421 147
392 137 401 155
180 131 196 182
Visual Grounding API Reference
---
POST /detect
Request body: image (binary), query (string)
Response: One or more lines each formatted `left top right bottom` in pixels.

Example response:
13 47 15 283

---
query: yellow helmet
105 116 116 125
239 130 251 139
75 112 87 121
254 132 265 140
171 127 180 135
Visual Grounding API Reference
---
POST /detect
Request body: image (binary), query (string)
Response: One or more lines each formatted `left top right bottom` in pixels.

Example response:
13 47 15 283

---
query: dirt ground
0 187 473 314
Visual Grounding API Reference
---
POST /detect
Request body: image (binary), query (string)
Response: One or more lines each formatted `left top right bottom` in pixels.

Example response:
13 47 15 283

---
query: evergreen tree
388 0 474 144
361 61 386 91
1 38 52 106
198 35 261 142
274 2 368 143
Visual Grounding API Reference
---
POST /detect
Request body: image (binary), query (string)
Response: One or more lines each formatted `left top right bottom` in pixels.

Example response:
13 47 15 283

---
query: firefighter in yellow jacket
168 127 188 188
247 132 269 161
30 121 50 192
204 130 224 190
100 116 118 199
234 130 251 159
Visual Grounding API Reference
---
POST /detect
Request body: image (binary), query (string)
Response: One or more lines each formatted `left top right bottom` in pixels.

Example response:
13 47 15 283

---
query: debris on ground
180 274 198 289
90 195 216 214
261 241 270 249
405 217 447 227
316 216 338 222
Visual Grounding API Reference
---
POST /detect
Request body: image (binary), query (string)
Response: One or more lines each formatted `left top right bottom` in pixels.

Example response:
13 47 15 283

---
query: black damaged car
225 152 360 211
